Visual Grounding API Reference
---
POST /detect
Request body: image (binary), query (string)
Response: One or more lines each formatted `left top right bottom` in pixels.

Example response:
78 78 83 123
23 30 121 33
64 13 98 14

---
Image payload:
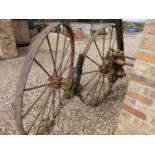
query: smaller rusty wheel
13 23 75 134
78 24 125 106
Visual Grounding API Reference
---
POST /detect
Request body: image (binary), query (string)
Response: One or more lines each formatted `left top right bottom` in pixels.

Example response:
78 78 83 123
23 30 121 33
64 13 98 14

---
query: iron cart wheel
13 23 75 134
77 24 125 106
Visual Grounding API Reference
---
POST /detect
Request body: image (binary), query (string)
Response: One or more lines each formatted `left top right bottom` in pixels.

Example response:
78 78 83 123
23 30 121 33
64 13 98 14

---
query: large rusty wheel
13 23 75 134
78 24 124 106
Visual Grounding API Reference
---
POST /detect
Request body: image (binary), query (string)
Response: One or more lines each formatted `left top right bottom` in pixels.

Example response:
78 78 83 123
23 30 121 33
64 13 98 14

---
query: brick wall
116 19 155 135
0 19 17 59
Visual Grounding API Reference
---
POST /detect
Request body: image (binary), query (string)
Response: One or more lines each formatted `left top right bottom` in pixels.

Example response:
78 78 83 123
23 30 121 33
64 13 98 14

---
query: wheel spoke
36 88 52 134
105 74 113 96
52 89 57 118
34 58 51 78
58 39 71 75
111 38 116 49
22 86 49 119
85 55 100 67
45 88 54 121
109 26 113 50
61 65 71 75
94 39 103 60
27 88 52 134
59 29 67 74
65 39 71 53
96 74 106 103
24 83 51 92
84 74 101 101
102 75 106 96
60 87 65 91
46 35 57 73
55 25 60 68
58 88 62 105
102 28 105 59
82 70 100 75
89 74 102 105
60 51 72 75
82 72 99 88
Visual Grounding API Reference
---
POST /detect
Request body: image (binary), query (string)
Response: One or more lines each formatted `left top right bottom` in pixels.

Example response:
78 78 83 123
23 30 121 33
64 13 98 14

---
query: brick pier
0 19 17 59
116 19 155 134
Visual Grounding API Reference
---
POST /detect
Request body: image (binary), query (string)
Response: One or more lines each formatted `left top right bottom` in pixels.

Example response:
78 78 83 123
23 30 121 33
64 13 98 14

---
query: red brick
142 87 155 100
123 104 147 120
127 90 153 106
140 38 155 50
115 125 126 135
132 118 148 130
151 115 155 126
137 52 155 64
149 127 155 134
150 90 155 99
125 125 146 135
131 74 155 89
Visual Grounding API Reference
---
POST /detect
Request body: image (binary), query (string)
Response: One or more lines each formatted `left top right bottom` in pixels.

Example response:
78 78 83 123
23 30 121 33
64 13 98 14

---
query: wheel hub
49 74 67 89
99 63 109 74
99 50 126 81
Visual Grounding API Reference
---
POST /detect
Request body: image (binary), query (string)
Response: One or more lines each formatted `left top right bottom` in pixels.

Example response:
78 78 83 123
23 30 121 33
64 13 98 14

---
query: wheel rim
79 24 118 106
13 23 75 134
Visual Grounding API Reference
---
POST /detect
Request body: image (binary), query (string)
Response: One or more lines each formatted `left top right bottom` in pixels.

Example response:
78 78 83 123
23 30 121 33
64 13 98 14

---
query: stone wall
0 19 17 59
116 19 155 134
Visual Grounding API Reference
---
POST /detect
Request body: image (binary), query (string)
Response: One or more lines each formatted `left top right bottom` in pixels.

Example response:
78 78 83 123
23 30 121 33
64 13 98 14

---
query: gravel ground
0 32 142 135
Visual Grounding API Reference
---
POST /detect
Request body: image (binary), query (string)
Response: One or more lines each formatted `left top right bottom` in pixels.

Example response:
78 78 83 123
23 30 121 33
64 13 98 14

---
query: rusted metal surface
49 74 67 89
13 23 75 134
77 24 130 106
78 24 118 106
99 64 108 74
124 56 136 60
13 22 133 134
124 62 134 67
83 24 115 56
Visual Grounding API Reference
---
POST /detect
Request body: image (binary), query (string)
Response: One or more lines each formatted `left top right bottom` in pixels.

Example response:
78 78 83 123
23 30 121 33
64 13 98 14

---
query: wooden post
115 19 124 51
